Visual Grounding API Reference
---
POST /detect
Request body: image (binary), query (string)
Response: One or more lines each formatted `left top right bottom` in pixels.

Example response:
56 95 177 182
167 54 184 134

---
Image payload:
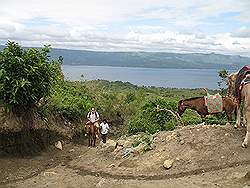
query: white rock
163 159 174 169
55 141 63 150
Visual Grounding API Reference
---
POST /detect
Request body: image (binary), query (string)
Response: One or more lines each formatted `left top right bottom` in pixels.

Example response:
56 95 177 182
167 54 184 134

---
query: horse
227 66 250 148
177 96 237 124
85 121 99 147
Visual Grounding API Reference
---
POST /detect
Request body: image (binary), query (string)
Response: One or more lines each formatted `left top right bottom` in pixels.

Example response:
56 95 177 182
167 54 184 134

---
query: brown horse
177 96 237 123
228 69 250 148
86 121 99 147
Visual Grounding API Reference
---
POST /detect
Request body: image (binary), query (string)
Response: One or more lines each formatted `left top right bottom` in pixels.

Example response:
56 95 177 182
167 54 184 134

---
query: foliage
0 41 62 112
218 69 229 95
132 133 153 153
128 98 178 134
39 81 94 121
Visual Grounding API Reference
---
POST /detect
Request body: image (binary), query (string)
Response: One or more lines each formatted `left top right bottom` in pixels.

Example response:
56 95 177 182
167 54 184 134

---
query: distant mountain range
1 45 249 69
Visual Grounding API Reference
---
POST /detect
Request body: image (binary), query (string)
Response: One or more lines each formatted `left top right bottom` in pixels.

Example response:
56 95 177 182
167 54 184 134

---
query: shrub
0 41 62 113
128 98 178 134
40 81 94 121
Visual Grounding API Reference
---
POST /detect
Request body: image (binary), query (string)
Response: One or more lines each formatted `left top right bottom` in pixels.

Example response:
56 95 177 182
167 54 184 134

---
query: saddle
204 93 223 113
235 65 250 99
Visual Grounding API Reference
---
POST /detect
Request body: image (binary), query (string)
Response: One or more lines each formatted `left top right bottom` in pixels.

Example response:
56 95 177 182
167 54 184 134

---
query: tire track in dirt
71 159 250 180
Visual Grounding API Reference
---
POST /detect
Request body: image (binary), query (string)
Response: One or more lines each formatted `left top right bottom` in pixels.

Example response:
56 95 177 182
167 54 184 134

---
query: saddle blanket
204 93 223 113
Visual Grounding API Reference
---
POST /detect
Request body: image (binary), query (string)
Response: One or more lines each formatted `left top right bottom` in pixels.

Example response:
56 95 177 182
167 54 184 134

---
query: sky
1 0 250 56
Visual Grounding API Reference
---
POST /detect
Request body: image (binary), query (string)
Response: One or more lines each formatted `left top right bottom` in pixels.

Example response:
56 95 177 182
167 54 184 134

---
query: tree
218 69 229 95
0 41 63 116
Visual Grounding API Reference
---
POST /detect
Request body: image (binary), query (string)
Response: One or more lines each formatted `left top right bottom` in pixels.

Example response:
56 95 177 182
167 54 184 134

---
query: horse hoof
241 142 247 148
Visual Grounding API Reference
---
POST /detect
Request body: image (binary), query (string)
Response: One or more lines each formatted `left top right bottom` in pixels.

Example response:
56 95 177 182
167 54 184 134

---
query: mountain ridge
0 45 249 69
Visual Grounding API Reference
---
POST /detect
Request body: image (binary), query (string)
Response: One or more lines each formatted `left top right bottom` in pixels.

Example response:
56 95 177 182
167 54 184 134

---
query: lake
62 65 232 89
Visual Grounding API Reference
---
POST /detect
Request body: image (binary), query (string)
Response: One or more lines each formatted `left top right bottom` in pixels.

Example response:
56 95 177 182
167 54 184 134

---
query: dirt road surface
1 124 249 188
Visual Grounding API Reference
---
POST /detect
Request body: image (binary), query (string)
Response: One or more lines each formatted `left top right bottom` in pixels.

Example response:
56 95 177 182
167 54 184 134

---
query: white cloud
1 0 250 56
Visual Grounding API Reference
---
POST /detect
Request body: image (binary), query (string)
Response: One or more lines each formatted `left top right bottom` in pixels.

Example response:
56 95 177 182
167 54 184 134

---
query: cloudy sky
1 0 250 56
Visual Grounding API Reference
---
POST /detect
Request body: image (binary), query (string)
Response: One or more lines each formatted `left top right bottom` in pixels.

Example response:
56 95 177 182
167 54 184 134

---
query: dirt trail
1 124 250 188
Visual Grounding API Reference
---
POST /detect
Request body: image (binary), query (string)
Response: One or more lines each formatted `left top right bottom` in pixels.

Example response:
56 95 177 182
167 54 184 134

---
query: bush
0 41 62 113
39 81 94 121
128 98 178 134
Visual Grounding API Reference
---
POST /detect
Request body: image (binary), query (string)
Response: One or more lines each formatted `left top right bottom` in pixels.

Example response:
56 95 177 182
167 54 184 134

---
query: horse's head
227 72 238 96
177 100 186 116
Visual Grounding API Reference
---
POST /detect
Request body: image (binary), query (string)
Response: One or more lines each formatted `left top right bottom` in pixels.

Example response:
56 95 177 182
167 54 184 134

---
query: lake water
62 65 231 89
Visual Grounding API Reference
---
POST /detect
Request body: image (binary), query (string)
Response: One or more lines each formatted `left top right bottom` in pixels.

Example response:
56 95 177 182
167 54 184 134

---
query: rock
163 159 174 169
55 141 63 150
150 143 156 149
107 164 115 168
180 140 185 145
69 149 75 152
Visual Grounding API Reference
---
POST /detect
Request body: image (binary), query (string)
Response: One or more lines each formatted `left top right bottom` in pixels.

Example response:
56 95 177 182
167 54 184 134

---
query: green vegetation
0 41 62 114
132 133 153 153
42 79 230 135
218 69 229 95
0 41 234 136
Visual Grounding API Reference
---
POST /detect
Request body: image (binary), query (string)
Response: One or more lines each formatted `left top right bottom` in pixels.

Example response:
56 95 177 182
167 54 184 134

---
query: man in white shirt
100 119 110 143
85 107 100 137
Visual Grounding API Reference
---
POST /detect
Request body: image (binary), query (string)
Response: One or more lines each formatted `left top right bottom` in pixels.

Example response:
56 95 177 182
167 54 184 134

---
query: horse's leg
93 135 96 147
235 104 241 128
200 114 206 124
225 111 232 126
88 134 91 147
242 103 249 148
91 134 93 146
242 98 247 127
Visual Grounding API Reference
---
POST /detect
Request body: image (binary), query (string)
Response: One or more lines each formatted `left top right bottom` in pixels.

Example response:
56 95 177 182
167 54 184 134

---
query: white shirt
88 111 99 123
100 122 109 134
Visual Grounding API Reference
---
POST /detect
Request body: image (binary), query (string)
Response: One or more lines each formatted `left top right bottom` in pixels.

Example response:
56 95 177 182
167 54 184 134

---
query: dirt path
1 124 250 188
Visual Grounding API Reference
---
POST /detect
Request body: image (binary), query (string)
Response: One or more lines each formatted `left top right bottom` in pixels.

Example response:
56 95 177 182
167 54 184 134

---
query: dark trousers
101 133 107 143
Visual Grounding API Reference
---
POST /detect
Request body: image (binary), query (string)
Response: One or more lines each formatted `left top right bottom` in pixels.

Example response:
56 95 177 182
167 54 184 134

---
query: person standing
100 119 110 143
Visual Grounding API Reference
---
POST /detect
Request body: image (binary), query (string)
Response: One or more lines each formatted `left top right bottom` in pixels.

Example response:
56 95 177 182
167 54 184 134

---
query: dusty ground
0 124 249 188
